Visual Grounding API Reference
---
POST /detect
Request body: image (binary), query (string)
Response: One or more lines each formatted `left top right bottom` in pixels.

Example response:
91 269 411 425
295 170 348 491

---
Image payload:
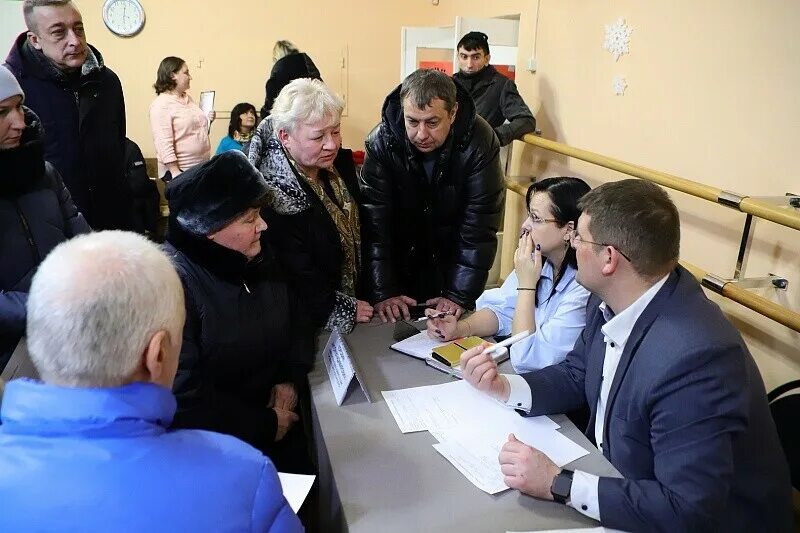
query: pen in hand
415 311 453 322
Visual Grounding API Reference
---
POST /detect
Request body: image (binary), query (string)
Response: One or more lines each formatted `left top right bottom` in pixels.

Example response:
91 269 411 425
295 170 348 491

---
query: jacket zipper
14 202 41 264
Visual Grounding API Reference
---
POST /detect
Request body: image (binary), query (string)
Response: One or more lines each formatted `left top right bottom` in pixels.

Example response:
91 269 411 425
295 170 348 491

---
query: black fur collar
167 218 275 284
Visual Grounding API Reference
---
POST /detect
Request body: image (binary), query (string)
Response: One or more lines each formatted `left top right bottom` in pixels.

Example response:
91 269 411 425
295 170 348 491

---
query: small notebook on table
390 331 509 378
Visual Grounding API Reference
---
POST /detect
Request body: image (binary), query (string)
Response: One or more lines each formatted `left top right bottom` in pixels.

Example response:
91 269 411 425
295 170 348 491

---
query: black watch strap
550 469 574 504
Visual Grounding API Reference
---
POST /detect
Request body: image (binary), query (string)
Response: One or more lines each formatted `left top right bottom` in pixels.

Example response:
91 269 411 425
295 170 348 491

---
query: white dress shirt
504 275 668 521
475 262 590 372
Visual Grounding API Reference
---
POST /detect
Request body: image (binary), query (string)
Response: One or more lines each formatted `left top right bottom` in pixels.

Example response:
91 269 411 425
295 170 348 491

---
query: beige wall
428 0 800 389
72 0 443 156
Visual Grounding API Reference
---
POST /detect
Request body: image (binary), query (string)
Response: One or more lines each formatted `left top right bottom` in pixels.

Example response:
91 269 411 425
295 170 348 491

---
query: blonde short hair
270 78 344 134
272 40 299 63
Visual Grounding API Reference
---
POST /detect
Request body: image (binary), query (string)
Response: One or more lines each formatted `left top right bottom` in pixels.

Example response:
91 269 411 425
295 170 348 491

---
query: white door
400 25 454 80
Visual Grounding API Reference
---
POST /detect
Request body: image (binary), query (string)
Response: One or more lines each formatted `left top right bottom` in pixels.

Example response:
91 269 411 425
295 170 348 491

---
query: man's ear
141 330 169 384
449 102 459 122
27 32 42 51
600 247 621 276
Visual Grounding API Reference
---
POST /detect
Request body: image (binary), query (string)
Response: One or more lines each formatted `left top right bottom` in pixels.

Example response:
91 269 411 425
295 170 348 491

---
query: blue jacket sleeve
251 459 304 532
597 344 749 532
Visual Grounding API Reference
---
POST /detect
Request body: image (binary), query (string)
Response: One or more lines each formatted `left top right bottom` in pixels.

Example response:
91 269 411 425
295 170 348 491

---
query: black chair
768 379 800 490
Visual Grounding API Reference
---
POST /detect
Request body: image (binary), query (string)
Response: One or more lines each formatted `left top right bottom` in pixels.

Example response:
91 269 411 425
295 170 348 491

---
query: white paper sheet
390 331 447 359
382 380 560 435
433 440 509 494
277 472 315 513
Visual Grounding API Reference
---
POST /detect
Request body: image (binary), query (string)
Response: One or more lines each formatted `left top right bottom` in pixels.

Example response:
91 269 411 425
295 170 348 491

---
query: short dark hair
457 31 490 55
400 69 457 114
23 0 74 33
153 56 185 95
228 102 257 137
526 177 591 302
578 179 680 278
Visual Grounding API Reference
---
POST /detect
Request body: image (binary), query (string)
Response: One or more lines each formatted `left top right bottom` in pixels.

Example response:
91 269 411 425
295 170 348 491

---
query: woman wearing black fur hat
163 150 314 471
0 65 89 370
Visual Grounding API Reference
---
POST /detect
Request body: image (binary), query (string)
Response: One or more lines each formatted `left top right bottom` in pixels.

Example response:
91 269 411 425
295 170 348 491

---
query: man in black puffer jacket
0 66 90 369
361 68 505 322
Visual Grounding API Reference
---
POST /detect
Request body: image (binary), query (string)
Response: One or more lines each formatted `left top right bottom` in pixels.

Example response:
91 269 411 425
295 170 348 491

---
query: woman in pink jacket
149 56 215 180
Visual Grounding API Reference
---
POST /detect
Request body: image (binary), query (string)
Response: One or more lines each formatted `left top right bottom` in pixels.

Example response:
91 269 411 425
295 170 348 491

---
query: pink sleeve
149 97 178 165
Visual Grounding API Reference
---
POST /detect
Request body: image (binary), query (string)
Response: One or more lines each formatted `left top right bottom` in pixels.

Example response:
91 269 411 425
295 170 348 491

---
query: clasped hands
268 382 299 442
460 343 561 500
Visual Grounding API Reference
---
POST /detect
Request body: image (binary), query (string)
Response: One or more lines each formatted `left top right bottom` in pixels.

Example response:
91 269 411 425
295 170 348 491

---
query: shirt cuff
567 470 601 521
503 373 532 412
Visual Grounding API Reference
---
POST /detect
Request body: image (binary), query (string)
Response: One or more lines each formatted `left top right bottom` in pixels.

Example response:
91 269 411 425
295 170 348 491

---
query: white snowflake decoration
603 18 632 61
613 75 628 96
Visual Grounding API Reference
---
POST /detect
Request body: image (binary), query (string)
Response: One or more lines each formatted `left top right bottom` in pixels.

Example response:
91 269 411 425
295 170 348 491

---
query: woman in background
260 40 321 118
149 56 215 180
216 102 258 155
428 177 591 373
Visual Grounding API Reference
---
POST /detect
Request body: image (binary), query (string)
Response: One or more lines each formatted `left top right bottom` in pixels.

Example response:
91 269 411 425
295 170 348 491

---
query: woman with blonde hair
249 78 372 333
260 41 321 118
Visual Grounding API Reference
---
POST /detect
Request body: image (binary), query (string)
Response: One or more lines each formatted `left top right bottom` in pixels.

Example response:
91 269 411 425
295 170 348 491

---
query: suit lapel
601 269 681 450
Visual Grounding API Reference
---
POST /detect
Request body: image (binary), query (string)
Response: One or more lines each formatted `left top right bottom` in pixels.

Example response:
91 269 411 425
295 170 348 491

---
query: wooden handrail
521 134 800 231
503 181 800 334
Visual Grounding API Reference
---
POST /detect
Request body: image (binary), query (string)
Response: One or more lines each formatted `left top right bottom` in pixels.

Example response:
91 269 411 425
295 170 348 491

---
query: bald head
27 231 185 387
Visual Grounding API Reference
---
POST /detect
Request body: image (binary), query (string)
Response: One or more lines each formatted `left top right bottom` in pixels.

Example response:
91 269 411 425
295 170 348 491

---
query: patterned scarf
287 156 361 296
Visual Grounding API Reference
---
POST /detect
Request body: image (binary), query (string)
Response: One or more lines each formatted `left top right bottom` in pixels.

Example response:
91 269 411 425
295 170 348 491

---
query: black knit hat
165 150 268 236
457 31 490 55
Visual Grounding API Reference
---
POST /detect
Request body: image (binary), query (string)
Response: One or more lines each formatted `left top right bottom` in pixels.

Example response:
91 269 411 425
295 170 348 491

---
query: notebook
390 332 509 375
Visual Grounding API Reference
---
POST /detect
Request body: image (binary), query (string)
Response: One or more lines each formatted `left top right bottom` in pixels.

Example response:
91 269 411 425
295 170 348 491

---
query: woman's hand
272 382 298 411
356 299 374 323
207 110 216 122
426 311 459 341
273 407 299 442
514 232 543 289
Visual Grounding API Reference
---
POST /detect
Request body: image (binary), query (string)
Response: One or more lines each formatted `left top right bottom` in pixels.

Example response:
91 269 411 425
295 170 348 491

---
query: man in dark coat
361 68 505 322
4 0 134 230
452 31 536 146
0 65 90 369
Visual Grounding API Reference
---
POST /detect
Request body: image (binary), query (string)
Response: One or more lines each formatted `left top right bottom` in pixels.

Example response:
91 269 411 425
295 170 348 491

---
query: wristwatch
550 469 574 504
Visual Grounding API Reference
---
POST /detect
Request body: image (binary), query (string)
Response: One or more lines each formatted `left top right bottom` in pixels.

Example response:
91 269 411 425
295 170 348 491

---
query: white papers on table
382 380 590 494
277 472 315 513
508 529 627 533
390 331 447 359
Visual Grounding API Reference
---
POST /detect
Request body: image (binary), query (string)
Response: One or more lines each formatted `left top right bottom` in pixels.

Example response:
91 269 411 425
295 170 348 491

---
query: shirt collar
599 274 669 348
540 261 578 293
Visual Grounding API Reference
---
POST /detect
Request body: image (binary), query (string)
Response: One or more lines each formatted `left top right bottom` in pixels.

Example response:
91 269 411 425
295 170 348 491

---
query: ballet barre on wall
502 134 800 334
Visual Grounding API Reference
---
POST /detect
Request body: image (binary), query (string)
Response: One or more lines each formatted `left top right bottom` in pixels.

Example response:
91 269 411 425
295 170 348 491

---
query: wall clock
102 0 145 37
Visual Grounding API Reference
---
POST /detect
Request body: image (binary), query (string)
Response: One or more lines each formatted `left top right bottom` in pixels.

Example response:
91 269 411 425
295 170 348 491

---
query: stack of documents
382 380 589 494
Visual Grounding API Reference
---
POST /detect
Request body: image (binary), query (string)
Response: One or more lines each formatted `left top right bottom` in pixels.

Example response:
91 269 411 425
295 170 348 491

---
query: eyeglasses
527 212 558 225
571 232 632 262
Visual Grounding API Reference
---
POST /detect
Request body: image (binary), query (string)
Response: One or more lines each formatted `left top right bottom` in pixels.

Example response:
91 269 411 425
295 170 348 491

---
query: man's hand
460 343 510 401
356 299 374 323
499 434 561 500
425 297 465 319
273 407 299 442
272 382 297 411
374 295 417 323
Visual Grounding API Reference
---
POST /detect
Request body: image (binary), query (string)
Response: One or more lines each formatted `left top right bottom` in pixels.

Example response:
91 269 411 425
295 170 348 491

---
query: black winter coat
164 221 314 453
262 149 363 332
453 65 536 146
5 33 134 230
0 108 90 368
260 52 321 118
360 82 505 309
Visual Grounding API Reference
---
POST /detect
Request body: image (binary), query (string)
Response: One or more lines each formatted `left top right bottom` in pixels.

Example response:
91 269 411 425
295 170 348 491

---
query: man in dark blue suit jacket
461 179 792 532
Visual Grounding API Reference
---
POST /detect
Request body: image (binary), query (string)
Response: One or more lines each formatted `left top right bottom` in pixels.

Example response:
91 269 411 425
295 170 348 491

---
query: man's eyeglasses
571 232 632 262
